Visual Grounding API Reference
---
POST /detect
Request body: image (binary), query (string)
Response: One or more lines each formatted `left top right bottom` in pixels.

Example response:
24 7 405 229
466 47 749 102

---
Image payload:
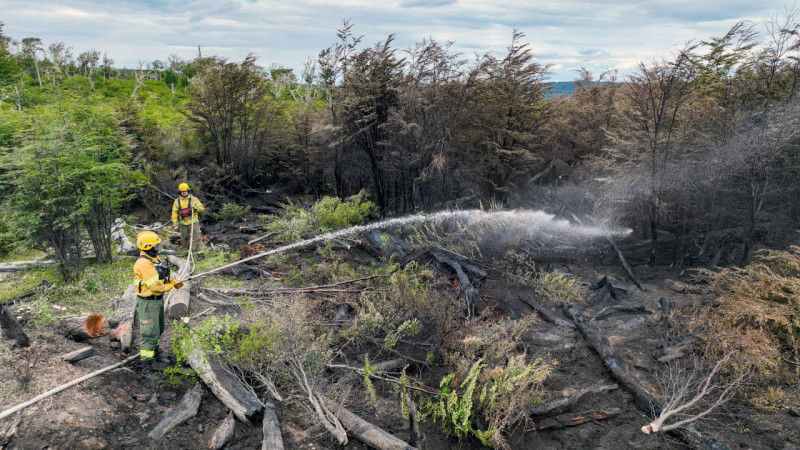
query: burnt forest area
0 12 799 450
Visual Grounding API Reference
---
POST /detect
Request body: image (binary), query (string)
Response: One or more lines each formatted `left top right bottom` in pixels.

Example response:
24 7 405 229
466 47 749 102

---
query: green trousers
179 222 203 251
136 296 164 361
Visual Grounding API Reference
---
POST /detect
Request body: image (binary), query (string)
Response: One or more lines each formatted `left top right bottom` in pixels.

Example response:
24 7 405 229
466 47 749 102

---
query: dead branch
197 292 242 307
642 347 751 435
0 354 138 421
261 402 284 450
210 411 235 450
590 304 654 322
517 380 618 419
327 364 440 395
606 237 646 291
148 385 203 439
247 231 276 245
321 395 417 450
432 252 478 319
0 409 23 448
289 356 348 445
518 297 575 328
59 346 97 363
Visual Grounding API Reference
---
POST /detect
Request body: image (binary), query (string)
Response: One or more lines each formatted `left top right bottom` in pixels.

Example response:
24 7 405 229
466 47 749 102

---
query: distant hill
546 81 577 97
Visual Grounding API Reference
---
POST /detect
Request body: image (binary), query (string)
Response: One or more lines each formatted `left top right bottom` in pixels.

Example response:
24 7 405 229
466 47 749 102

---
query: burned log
588 276 628 302
181 335 264 423
261 402 284 450
108 284 136 353
563 304 729 450
518 297 575 328
532 408 622 431
606 237 646 291
590 304 654 322
60 346 97 363
148 384 203 439
60 313 107 341
0 305 29 348
406 394 426 450
166 255 192 319
321 396 416 450
517 380 618 419
210 411 235 450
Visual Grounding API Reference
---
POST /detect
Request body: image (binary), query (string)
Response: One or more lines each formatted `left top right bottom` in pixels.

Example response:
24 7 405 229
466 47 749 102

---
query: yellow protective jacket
134 253 174 297
172 194 205 226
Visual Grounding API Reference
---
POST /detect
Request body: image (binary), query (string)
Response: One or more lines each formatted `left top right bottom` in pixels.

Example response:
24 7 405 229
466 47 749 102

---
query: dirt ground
1 235 799 450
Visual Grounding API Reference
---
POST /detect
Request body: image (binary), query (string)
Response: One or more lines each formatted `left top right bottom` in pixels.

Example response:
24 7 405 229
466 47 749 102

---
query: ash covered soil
1 231 799 450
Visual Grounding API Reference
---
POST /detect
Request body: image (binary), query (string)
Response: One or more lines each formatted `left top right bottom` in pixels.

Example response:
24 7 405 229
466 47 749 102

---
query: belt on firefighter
137 294 164 300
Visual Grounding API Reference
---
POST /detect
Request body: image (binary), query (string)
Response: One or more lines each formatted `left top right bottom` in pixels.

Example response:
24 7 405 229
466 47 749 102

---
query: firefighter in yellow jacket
134 231 183 379
172 183 206 252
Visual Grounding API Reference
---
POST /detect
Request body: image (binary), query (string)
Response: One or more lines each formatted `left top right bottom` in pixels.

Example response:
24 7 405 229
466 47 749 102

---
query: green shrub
422 355 551 449
215 203 251 221
312 191 378 231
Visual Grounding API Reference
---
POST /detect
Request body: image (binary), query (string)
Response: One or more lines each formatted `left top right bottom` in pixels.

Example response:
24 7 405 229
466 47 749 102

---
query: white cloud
0 0 794 80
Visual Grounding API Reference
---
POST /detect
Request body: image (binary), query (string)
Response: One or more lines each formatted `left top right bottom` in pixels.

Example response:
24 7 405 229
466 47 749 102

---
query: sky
0 0 795 81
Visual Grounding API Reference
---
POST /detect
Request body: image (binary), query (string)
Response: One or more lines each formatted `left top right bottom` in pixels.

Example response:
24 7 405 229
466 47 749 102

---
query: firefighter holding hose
134 231 184 380
172 182 205 252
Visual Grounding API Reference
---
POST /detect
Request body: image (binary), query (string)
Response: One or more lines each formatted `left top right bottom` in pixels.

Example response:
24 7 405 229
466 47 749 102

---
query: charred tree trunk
322 396 416 450
563 304 729 450
182 336 264 423
0 306 29 348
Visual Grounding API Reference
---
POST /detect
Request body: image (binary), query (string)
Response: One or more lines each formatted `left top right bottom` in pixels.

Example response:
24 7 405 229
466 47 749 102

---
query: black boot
140 358 158 381
153 347 171 365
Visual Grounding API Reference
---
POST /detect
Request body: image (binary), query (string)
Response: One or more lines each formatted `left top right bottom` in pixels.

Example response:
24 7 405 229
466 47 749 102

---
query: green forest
0 12 799 450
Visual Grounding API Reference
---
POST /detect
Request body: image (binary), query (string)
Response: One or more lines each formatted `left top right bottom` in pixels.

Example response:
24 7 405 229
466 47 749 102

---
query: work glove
173 279 185 289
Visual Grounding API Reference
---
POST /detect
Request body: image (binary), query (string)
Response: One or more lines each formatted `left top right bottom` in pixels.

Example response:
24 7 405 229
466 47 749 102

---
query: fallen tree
181 334 264 424
563 303 729 450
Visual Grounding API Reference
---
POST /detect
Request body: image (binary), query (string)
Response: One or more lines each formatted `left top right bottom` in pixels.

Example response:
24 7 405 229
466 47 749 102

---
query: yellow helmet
136 231 162 251
178 183 190 192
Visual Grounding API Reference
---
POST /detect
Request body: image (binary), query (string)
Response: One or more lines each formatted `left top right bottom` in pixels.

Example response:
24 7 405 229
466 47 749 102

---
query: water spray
183 209 630 282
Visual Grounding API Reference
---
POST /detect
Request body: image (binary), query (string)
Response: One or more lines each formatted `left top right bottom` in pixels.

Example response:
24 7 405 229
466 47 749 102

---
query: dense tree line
1 12 799 278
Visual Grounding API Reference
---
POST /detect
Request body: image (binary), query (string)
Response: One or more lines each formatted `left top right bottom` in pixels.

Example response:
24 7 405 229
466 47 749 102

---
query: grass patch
2 258 132 326
0 248 47 264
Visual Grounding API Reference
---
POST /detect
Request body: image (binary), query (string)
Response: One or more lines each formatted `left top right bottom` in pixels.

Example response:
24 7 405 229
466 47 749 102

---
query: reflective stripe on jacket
134 253 173 297
172 195 205 226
